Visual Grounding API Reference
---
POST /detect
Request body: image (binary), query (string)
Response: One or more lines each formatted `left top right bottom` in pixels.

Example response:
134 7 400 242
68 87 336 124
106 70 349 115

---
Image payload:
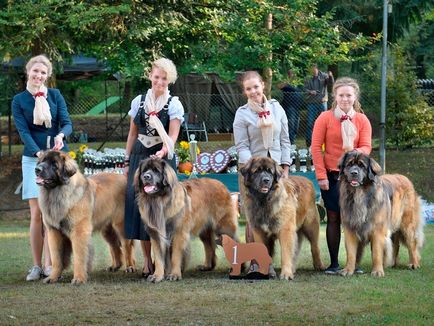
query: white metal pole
379 0 389 171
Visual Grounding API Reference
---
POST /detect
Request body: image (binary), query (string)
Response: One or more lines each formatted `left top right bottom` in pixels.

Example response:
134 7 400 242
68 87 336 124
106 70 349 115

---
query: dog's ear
61 154 78 183
133 160 144 193
367 156 382 182
162 159 177 189
273 161 283 183
338 151 351 180
239 159 252 178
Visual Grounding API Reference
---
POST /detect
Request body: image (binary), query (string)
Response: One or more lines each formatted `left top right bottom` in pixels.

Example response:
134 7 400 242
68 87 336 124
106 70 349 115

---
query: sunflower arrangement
69 144 88 167
175 141 200 163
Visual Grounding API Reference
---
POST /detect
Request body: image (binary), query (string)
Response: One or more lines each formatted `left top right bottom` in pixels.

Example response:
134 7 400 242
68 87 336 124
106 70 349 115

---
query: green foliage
0 0 374 87
359 46 434 149
173 0 373 83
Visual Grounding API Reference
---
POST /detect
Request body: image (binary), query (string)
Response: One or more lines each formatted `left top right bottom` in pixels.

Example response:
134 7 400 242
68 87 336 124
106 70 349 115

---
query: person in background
280 70 303 144
12 54 73 281
233 70 291 277
123 58 184 278
304 64 334 147
311 77 372 274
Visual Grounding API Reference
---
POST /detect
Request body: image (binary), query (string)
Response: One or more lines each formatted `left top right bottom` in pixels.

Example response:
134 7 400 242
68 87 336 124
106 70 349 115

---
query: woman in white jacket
233 70 292 276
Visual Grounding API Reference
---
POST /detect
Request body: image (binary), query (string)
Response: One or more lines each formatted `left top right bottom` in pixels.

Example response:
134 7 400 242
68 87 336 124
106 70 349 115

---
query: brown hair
25 55 53 77
239 70 263 88
331 77 363 113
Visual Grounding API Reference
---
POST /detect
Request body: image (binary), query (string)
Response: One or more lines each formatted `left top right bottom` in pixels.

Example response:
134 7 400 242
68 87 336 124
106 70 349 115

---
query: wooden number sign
220 235 272 276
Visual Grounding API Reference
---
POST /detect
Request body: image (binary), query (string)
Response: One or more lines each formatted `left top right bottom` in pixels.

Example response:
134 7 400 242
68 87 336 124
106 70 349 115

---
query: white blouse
128 94 184 123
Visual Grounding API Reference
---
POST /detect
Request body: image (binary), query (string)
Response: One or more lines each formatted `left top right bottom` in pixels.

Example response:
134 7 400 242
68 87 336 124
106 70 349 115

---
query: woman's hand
53 133 64 150
318 179 329 191
281 165 289 179
150 147 168 159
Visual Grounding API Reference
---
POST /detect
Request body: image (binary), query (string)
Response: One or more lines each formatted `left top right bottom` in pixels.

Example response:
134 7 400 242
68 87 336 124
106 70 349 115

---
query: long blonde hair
331 77 363 113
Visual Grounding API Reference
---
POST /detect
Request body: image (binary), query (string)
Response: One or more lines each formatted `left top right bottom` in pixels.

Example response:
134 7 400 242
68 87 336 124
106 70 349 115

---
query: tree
169 0 371 93
359 45 433 148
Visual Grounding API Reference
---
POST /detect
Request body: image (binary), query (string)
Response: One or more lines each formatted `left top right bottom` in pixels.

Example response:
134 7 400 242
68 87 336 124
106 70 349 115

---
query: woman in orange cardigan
311 77 372 274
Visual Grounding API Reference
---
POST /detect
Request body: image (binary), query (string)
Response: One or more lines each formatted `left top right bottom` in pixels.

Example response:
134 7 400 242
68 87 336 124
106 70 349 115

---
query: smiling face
243 77 265 104
335 85 357 113
149 67 169 96
27 63 49 88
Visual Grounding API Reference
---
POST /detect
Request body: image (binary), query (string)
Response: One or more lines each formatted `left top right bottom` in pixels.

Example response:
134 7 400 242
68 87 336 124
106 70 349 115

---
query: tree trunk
263 13 273 98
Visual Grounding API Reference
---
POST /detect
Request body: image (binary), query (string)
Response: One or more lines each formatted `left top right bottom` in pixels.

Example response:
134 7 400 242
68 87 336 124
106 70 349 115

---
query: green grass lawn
0 220 432 325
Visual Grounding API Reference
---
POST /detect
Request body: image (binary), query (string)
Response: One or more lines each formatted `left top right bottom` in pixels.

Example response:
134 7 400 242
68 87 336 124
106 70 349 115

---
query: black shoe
324 265 341 275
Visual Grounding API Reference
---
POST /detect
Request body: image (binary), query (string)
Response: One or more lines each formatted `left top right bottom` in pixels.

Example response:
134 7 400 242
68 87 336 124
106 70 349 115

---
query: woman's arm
154 118 181 159
354 115 372 155
123 117 138 175
12 97 40 156
233 109 252 164
278 102 292 167
311 113 328 181
53 90 73 150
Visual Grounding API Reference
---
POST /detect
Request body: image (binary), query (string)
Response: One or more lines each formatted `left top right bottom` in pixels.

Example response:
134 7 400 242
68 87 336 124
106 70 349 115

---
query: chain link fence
59 91 388 143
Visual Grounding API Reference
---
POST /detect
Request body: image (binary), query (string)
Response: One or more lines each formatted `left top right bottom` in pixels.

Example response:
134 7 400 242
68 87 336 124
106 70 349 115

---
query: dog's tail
384 230 393 267
416 196 425 249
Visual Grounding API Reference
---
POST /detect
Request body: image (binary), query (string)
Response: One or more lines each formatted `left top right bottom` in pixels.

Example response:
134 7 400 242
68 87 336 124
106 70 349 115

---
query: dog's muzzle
348 167 362 187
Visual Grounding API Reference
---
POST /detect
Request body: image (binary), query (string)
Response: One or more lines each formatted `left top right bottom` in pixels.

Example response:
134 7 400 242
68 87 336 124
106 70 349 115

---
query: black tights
326 210 341 268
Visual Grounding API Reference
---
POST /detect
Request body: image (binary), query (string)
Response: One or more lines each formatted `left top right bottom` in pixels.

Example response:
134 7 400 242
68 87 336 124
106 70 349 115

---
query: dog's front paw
43 275 60 284
371 269 385 277
106 265 121 272
408 263 420 270
71 277 86 285
147 273 164 283
279 270 294 281
339 268 354 276
124 265 137 273
166 273 182 281
197 264 213 271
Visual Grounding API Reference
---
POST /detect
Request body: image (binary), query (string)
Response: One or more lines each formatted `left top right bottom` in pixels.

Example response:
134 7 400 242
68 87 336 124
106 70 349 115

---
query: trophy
289 144 297 173
189 134 198 179
298 148 308 173
308 147 315 172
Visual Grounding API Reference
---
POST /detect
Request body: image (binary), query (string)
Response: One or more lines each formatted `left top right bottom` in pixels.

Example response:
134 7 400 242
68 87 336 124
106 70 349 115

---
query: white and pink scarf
248 95 274 149
27 81 51 128
144 88 174 159
334 106 357 152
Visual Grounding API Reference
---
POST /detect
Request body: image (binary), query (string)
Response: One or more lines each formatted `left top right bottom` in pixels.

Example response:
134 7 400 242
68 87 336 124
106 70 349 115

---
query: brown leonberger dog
134 157 239 283
240 157 324 280
36 150 135 284
338 151 425 277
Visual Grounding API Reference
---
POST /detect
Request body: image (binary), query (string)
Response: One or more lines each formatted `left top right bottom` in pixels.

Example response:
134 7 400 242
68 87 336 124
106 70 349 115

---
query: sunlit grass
0 220 432 325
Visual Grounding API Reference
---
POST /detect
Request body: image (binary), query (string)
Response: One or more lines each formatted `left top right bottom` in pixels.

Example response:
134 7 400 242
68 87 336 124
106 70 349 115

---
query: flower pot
178 161 193 173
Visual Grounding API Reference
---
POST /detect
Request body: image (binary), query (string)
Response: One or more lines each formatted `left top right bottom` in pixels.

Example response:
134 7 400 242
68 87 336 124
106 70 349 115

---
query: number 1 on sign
232 245 238 265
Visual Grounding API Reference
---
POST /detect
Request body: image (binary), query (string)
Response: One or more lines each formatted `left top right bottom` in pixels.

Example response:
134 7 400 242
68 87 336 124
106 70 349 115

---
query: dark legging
326 210 341 268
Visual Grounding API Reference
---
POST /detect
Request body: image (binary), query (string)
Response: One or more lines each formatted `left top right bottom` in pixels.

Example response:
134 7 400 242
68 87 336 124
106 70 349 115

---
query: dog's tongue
35 176 44 185
144 185 157 193
351 180 359 186
260 187 269 193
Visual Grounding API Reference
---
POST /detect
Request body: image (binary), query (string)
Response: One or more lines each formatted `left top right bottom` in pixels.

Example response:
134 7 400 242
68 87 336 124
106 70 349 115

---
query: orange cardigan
311 110 372 180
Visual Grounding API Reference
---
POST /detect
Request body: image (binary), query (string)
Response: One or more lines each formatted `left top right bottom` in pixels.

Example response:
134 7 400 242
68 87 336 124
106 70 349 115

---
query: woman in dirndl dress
123 58 184 277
